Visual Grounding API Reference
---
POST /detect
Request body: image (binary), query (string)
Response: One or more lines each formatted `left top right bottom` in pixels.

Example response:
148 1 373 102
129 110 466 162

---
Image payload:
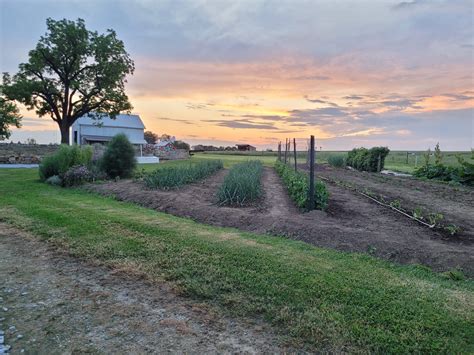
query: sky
0 0 473 150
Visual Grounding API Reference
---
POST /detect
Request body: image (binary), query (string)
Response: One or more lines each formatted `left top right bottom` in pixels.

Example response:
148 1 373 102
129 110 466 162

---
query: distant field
196 150 472 174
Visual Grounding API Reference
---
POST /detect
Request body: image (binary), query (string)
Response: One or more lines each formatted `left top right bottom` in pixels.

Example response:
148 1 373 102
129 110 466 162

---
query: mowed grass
0 168 473 352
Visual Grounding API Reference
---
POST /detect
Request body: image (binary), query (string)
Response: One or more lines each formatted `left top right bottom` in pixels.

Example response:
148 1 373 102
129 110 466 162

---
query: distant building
71 114 147 145
71 113 159 164
236 144 256 151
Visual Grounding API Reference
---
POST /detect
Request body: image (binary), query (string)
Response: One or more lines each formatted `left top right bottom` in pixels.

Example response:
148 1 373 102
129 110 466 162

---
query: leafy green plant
389 199 401 209
100 134 137 178
444 224 461 236
327 155 346 168
414 145 473 186
427 213 444 226
217 160 263 206
39 144 93 181
442 268 465 281
144 160 223 189
412 207 424 220
275 161 328 210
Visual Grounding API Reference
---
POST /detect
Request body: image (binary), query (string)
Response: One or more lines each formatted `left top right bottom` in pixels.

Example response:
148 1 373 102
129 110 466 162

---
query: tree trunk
60 122 70 145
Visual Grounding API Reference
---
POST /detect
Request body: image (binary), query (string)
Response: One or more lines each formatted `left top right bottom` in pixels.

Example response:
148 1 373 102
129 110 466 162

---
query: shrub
275 161 328 210
62 165 93 187
100 134 137 178
144 160 223 189
45 175 62 186
414 153 474 186
327 155 346 168
346 147 390 172
217 161 263 206
39 144 93 181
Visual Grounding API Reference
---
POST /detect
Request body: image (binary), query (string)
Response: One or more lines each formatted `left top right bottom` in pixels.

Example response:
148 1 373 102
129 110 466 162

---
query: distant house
236 144 256 151
71 113 158 164
154 140 175 151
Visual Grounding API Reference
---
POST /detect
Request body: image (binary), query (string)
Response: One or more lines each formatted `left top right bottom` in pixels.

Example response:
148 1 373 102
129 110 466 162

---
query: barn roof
72 113 145 129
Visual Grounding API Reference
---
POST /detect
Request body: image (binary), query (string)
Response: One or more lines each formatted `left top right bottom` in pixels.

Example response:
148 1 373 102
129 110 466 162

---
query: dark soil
310 164 474 241
86 167 474 277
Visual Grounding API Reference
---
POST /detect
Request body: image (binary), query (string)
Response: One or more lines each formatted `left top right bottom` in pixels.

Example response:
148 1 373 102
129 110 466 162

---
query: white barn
71 114 159 164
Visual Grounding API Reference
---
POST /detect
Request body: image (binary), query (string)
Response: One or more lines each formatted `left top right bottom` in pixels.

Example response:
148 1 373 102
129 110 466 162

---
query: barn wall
78 125 144 144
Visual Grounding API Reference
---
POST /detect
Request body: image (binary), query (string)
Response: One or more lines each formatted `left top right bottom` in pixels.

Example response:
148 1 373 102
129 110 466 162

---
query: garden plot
306 164 474 241
86 166 474 276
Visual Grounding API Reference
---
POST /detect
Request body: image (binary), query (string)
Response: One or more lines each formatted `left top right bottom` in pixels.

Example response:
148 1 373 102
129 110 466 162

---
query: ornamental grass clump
144 160 223 189
39 144 93 181
327 154 346 168
275 161 328 210
217 160 263 206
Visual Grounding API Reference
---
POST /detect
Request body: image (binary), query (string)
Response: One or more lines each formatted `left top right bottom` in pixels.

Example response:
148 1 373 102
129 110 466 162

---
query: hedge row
144 160 223 190
275 161 328 210
217 160 263 206
346 147 390 172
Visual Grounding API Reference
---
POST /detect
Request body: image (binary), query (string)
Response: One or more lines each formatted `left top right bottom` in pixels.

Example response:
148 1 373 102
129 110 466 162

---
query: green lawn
0 168 473 352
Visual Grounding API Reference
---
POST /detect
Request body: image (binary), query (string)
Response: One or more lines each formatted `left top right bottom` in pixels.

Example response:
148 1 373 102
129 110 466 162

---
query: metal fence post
308 135 315 210
293 138 297 172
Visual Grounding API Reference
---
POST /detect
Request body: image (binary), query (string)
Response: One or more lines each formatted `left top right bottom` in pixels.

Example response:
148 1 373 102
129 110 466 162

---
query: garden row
275 161 328 210
144 159 264 206
39 136 329 211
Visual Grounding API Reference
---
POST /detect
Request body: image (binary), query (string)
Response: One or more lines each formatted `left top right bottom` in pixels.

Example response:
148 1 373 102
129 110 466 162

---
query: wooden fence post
284 138 288 164
293 138 297 172
278 141 281 161
308 135 315 210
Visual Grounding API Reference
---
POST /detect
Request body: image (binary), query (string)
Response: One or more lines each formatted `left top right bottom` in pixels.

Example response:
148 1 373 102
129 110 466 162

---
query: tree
172 140 190 151
144 130 159 144
434 142 443 165
1 18 134 144
0 96 22 140
160 133 171 141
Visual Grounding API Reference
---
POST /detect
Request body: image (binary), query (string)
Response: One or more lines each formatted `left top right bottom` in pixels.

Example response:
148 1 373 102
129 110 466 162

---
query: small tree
434 142 443 166
2 18 134 144
423 148 431 167
0 95 22 140
144 131 159 144
101 134 136 178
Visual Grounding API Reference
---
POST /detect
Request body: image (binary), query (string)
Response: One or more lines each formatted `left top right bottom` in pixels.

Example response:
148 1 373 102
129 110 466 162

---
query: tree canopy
1 18 134 144
144 131 159 144
0 95 22 140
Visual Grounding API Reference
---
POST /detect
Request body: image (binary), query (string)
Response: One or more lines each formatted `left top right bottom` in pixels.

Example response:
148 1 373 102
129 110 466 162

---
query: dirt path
0 224 289 354
87 168 474 276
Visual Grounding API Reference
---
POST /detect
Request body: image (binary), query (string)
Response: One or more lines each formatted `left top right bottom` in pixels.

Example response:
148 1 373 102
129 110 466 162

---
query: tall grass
327 154 346 168
217 160 263 206
39 144 93 181
144 159 223 189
